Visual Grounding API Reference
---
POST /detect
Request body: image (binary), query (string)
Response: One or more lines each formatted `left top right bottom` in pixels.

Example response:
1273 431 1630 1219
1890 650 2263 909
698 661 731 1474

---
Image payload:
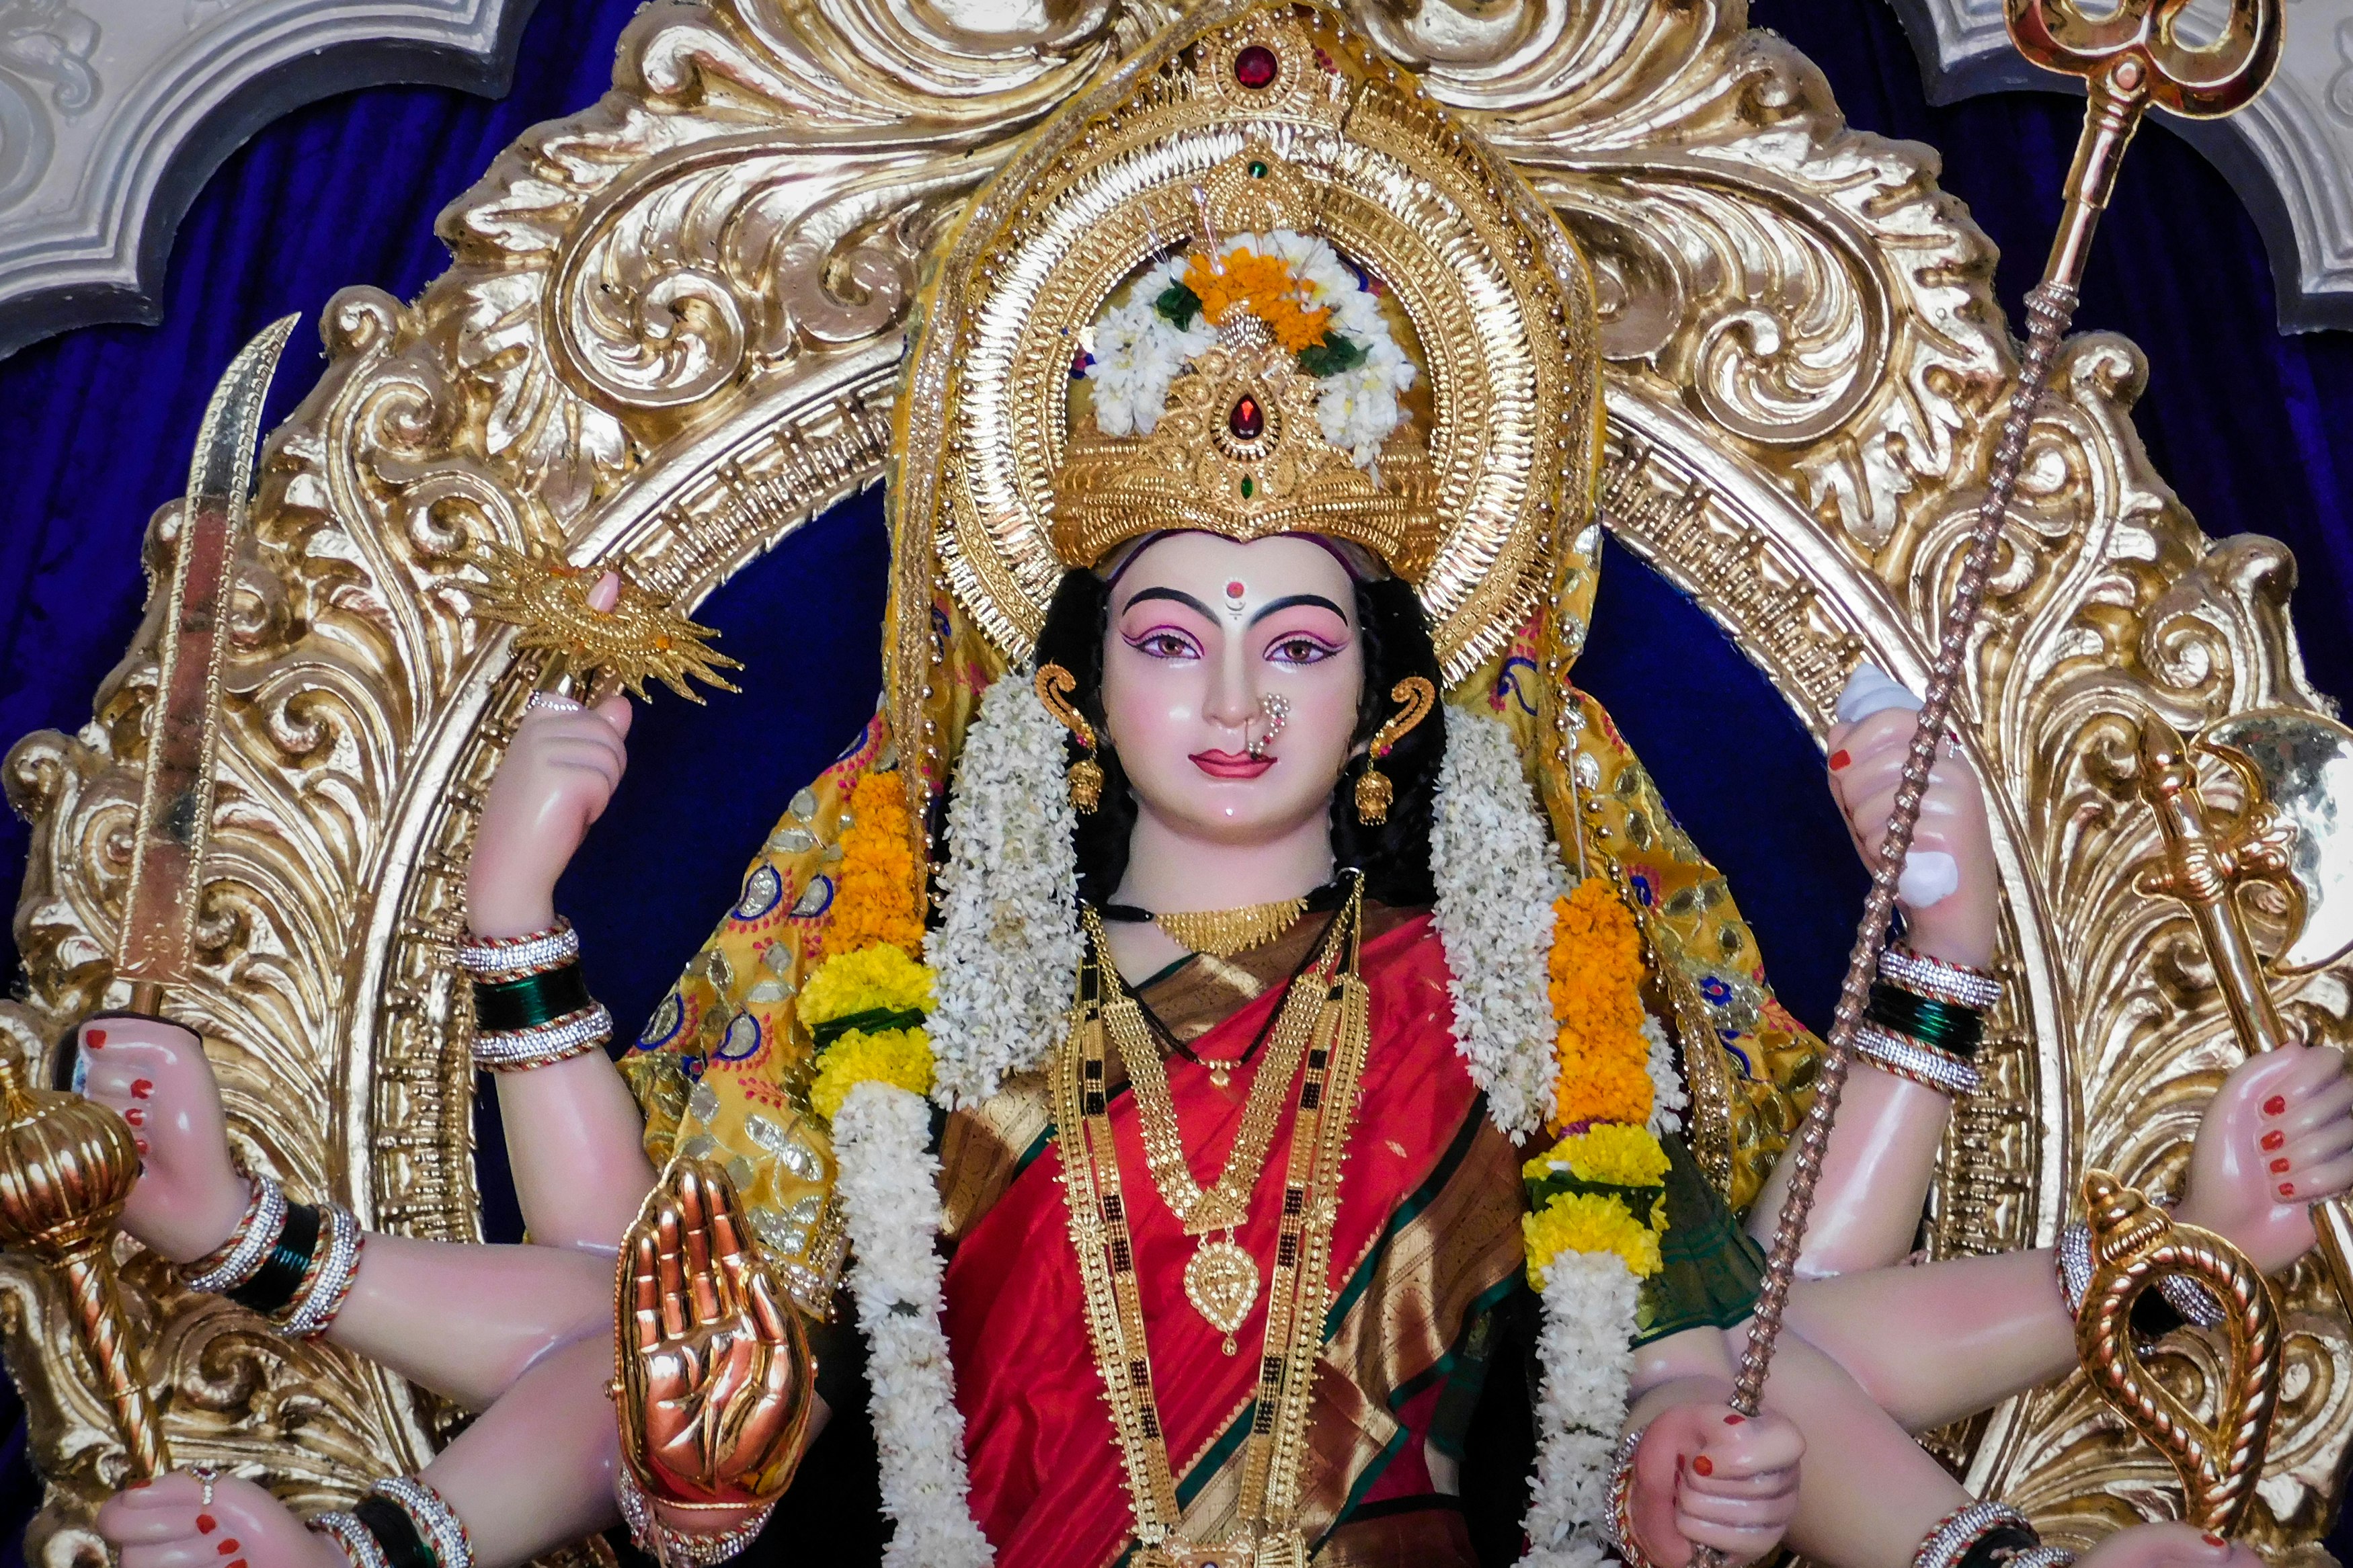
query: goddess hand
1628 1404 1804 1568
96 1471 343 1568
2175 1043 2353 1275
2077 1522 2259 1568
467 692 632 938
616 1160 814 1513
1826 685 1998 968
75 1018 249 1265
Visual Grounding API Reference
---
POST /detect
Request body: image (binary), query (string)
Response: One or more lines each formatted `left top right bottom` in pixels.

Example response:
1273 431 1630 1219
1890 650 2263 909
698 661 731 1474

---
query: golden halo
889 0 1601 701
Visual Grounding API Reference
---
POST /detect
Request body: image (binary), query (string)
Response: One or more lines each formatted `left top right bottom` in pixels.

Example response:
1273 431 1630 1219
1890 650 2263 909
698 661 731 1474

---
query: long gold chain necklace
1053 880 1372 1568
1104 916 1331 1349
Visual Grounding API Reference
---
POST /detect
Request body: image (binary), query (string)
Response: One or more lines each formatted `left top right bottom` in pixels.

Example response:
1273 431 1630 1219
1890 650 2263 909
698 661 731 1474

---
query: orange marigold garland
1546 878 1654 1130
1181 249 1332 352
823 772 924 958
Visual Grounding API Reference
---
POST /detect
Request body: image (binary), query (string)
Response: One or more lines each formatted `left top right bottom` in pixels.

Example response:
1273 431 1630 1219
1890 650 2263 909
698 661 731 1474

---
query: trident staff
1709 0 2288 1538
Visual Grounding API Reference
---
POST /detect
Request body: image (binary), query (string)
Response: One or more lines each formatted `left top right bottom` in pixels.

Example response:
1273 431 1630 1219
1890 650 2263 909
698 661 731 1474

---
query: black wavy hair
1031 561 1445 910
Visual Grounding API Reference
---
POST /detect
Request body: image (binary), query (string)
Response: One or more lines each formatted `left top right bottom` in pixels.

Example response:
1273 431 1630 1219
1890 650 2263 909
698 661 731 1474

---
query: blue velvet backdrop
1 0 2348 1560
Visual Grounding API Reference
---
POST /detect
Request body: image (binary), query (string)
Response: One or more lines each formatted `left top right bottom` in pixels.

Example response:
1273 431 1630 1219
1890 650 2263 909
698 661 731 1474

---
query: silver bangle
310 1512 390 1568
456 919 580 980
614 1464 774 1567
2006 1548 2078 1568
2057 1219 2092 1314
279 1203 363 1339
1913 1501 2034 1568
1854 1022 1983 1098
1878 946 2002 1011
471 1002 613 1071
185 1175 287 1294
374 1477 474 1568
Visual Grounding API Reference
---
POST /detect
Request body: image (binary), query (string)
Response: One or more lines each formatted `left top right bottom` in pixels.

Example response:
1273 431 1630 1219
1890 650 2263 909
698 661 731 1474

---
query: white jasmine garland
924 671 1082 1106
1430 708 1568 1137
833 1080 995 1568
1642 1013 1687 1138
1081 230 1417 465
1517 1250 1642 1568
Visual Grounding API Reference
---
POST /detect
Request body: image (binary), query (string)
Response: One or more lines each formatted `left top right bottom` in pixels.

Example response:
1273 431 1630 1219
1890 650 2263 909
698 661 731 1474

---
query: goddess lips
1191 749 1275 780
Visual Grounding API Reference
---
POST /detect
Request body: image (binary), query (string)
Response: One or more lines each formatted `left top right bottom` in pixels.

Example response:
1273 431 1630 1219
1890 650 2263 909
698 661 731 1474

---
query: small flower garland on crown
1084 230 1419 467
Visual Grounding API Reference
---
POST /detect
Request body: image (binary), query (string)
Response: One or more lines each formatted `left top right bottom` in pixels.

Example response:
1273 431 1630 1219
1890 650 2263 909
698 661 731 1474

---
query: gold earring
1035 663 1105 813
1354 676 1437 826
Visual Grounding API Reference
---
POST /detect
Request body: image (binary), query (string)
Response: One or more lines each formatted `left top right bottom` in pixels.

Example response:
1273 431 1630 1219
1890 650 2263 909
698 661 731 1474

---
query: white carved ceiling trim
0 0 539 362
1884 0 2353 333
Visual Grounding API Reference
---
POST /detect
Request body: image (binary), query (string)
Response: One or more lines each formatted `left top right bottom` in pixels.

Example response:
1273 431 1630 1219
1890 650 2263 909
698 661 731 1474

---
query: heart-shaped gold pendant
2074 1171 2282 1534
1186 1234 1261 1354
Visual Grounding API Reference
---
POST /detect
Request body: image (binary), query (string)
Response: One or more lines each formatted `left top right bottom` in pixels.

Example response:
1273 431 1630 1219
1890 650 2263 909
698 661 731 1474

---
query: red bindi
1226 581 1245 600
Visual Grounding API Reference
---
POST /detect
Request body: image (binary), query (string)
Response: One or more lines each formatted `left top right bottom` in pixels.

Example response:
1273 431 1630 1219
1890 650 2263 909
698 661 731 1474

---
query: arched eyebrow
1120 586 1216 618
1250 593 1349 627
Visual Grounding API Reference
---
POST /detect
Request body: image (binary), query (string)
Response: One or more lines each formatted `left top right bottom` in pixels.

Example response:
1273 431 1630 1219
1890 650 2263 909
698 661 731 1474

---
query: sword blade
116 315 299 996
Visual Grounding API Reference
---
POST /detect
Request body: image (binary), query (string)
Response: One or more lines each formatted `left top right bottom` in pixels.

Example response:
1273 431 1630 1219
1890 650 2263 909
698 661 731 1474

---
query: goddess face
1099 532 1363 849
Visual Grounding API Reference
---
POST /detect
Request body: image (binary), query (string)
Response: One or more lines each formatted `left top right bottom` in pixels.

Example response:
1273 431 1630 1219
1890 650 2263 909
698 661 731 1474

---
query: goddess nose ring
1246 694 1290 760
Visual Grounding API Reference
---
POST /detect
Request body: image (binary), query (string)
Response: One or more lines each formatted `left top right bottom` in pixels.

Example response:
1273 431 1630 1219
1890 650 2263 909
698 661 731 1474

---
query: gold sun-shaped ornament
468 542 742 702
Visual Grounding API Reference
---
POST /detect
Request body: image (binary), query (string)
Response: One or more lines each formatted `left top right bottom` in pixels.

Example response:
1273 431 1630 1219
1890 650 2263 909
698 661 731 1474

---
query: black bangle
226 1201 320 1316
472 962 594 1033
1956 1524 2043 1568
353 1495 440 1568
1867 981 1985 1058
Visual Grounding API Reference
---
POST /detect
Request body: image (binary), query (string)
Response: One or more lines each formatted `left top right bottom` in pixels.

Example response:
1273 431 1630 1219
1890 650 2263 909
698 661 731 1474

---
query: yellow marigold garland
824 772 924 958
1182 249 1332 353
803 770 936 1124
1524 877 1674 1286
809 1027 934 1122
799 944 935 1030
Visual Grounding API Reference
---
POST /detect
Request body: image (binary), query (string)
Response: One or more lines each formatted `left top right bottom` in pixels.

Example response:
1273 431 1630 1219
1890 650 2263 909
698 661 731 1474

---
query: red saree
940 913 1509 1568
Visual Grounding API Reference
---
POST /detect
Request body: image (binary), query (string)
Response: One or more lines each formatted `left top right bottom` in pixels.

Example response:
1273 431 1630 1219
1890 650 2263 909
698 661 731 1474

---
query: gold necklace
1152 896 1308 958
1097 906 1334 1346
1054 881 1371 1568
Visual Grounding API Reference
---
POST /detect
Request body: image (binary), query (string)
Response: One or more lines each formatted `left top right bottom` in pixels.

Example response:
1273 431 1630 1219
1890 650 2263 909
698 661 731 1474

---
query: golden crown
1050 313 1439 579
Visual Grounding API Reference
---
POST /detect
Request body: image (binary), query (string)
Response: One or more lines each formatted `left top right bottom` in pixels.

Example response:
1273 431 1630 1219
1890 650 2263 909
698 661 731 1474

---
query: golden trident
1708 2 2285 1560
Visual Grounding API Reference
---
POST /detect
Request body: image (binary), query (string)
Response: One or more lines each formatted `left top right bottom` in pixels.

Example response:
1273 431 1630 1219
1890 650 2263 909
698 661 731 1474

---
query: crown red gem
1229 395 1264 440
1233 45 1278 89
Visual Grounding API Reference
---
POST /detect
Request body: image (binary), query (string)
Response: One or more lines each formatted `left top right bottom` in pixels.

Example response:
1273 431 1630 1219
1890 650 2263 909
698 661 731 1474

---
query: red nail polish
134 1140 148 1155
218 1540 239 1555
2264 1096 2288 1116
1829 750 1851 770
1691 1454 1714 1477
1724 1414 1745 1425
85 1030 105 1049
228 1560 249 1568
2203 1535 2227 1549
2270 1157 2291 1173
130 1079 153 1100
2262 1130 2285 1151
2279 1183 2296 1198
122 1108 143 1127
196 1516 216 1534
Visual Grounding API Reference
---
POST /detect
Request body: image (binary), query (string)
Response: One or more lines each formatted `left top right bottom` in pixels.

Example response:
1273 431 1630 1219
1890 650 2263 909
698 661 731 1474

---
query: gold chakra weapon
2074 1172 2281 1534
1708 0 2286 1542
466 542 740 705
0 315 300 1482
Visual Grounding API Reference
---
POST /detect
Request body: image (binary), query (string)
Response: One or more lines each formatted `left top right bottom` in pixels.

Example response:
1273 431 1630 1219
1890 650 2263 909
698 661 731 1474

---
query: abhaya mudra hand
614 1159 815 1510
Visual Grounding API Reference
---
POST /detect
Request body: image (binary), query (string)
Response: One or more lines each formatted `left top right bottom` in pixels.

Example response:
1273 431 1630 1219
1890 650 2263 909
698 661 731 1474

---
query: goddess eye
1267 635 1340 665
1124 628 1201 661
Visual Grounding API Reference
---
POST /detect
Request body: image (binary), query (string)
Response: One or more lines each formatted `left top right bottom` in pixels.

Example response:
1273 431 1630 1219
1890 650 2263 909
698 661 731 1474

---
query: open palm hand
616 1159 813 1508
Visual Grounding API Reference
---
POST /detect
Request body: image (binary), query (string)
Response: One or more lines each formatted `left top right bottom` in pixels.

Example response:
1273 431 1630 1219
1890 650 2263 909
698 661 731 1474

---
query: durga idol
69 9 2353 1568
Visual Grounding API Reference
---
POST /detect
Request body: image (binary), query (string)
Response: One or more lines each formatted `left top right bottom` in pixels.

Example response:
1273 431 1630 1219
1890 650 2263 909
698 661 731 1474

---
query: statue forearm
491 1050 659 1252
1747 1067 1956 1277
324 1235 614 1411
1780 1247 2079 1434
417 1331 625 1568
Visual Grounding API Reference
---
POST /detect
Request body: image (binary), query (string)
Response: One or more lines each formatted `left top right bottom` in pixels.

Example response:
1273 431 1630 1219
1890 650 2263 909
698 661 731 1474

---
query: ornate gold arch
3 2 2345 1563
